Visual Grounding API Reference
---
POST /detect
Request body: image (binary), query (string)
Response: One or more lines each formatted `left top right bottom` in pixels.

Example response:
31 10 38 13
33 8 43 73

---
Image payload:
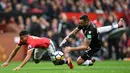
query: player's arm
66 27 80 38
64 39 91 52
13 49 33 71
60 27 80 46
1 45 21 67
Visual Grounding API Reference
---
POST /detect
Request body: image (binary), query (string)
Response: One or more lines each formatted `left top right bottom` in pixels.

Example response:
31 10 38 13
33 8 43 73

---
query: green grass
0 61 130 73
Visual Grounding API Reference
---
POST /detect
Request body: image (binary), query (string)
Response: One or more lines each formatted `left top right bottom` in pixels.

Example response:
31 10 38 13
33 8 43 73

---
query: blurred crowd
0 0 130 13
0 0 130 60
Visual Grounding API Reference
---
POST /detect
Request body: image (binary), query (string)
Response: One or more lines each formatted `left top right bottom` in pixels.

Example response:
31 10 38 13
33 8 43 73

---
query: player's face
20 35 28 43
79 19 89 26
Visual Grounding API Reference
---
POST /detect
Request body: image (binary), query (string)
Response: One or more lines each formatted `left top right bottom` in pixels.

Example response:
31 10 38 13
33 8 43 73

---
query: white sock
97 26 113 33
112 23 118 28
82 60 92 66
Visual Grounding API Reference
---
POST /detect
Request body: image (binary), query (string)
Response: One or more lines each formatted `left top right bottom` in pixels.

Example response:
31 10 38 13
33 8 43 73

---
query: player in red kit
1 30 74 70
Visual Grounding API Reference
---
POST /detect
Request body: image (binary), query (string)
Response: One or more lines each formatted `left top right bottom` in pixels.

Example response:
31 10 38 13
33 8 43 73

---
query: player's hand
13 66 21 71
64 46 72 53
1 62 9 67
63 46 71 58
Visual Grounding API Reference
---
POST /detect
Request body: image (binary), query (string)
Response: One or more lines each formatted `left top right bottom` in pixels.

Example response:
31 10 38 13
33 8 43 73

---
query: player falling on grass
1 30 74 70
60 14 125 66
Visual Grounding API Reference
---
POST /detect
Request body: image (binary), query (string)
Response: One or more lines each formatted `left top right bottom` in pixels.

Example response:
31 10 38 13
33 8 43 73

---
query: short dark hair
79 14 89 21
19 30 29 36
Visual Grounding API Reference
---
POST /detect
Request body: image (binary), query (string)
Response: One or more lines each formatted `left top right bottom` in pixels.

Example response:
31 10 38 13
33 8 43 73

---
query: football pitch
0 61 130 73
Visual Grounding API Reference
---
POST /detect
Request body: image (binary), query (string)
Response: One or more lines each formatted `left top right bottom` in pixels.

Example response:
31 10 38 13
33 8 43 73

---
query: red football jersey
18 36 50 49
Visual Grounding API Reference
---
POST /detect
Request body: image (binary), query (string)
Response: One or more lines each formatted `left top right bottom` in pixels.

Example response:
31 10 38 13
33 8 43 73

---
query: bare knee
77 60 82 65
76 56 85 65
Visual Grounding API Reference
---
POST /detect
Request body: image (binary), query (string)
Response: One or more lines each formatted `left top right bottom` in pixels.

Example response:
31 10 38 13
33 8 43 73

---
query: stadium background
0 0 130 62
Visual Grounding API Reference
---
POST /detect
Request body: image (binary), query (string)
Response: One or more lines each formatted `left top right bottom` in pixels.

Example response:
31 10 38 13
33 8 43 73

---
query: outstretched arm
66 39 91 51
66 27 80 38
1 45 21 67
13 49 33 71
64 39 91 58
60 27 80 47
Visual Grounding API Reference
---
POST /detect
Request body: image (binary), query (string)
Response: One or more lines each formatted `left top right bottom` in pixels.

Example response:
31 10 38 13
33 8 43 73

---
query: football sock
97 24 118 33
112 24 118 28
63 59 68 64
81 60 92 66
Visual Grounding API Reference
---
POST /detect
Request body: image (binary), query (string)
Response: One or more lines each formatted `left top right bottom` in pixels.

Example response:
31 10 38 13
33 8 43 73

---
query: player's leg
63 47 74 68
77 53 94 66
52 57 74 69
47 40 74 69
97 18 125 33
77 49 97 66
46 40 56 61
76 56 86 65
47 40 65 65
33 48 46 64
47 40 67 64
77 56 95 66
